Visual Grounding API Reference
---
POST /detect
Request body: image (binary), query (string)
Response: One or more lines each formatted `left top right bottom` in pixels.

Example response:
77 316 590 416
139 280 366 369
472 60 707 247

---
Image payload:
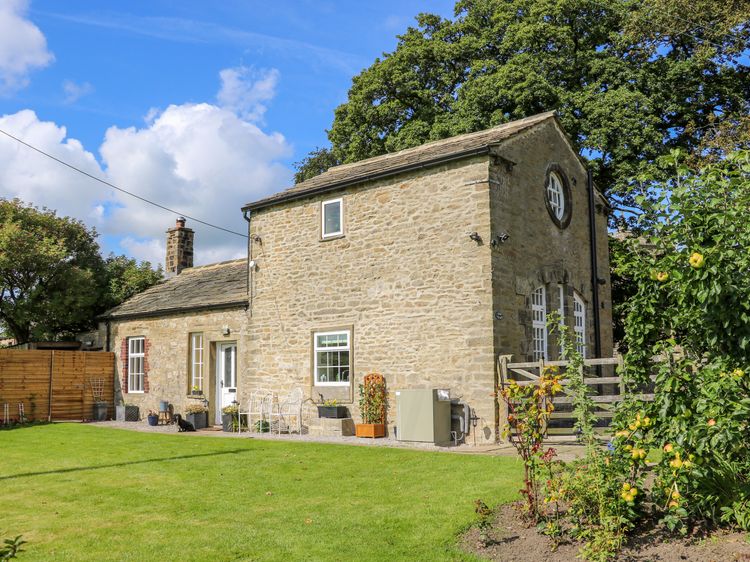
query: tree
0 199 161 343
296 0 750 213
100 255 162 312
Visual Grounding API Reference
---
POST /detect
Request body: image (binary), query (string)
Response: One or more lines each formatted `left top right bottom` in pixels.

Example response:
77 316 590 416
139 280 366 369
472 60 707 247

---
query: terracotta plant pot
355 423 385 438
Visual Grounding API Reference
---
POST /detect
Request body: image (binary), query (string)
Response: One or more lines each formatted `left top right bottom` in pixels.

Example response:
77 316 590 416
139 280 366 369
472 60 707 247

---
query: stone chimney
165 217 194 276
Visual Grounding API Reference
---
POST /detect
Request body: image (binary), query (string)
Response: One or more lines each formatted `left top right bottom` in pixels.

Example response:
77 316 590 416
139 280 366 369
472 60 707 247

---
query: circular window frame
544 164 572 229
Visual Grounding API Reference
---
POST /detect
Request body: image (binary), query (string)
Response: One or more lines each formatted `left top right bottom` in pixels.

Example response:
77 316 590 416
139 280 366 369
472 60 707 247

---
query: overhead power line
0 127 248 239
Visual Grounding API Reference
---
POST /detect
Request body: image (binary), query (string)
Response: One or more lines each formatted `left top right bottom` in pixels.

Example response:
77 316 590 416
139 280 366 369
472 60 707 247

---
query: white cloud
0 0 54 94
62 79 93 104
0 67 293 267
217 66 279 123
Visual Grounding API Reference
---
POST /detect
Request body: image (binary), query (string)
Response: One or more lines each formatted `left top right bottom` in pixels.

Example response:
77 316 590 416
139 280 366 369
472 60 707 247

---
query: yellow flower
642 417 651 427
707 418 716 427
615 430 629 438
656 271 669 282
622 483 631 491
664 443 673 453
672 491 681 500
668 500 679 509
689 252 705 268
630 487 638 496
733 369 745 378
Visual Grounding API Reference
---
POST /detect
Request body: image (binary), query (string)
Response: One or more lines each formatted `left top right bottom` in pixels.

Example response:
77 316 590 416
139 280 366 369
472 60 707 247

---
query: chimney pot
176 217 186 229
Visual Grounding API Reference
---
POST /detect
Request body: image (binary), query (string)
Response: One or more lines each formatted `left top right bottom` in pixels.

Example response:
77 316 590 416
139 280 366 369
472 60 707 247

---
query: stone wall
488 119 613 365
109 307 248 423
247 156 498 439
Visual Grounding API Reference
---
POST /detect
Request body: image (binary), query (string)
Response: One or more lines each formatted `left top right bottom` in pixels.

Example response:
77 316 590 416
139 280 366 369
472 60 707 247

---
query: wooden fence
0 350 115 423
496 355 655 437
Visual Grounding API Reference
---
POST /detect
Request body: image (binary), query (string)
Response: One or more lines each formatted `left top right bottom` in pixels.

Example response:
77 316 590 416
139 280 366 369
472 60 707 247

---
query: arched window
531 286 547 360
546 172 565 221
573 292 587 358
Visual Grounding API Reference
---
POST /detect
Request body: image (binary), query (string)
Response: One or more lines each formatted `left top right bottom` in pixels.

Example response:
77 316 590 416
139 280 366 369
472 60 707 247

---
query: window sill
127 391 145 394
314 382 351 387
320 234 345 242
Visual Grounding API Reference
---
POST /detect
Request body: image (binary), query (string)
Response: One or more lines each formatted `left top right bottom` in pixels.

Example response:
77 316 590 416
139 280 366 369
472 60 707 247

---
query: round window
544 166 572 228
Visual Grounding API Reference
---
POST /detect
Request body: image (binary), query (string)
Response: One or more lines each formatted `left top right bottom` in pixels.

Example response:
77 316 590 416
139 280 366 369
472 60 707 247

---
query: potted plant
185 403 208 430
355 373 387 438
221 404 238 432
191 385 202 396
317 399 348 419
115 403 140 422
147 410 159 426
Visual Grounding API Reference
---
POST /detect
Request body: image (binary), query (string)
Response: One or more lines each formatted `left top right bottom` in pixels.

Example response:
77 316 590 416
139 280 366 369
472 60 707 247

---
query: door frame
215 341 237 425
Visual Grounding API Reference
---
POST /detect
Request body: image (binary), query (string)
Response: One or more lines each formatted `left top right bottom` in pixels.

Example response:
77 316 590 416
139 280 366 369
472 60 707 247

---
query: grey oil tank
395 389 452 445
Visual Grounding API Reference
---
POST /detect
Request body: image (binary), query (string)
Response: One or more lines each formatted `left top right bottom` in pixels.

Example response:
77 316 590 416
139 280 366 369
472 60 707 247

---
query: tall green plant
358 373 386 424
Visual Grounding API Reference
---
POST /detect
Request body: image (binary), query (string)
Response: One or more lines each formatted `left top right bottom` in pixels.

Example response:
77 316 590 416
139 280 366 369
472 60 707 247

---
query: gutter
242 146 493 212
587 168 603 358
99 300 249 323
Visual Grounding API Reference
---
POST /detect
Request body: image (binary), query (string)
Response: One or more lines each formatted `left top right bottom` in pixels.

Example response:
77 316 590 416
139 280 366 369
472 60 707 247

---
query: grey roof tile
103 259 247 319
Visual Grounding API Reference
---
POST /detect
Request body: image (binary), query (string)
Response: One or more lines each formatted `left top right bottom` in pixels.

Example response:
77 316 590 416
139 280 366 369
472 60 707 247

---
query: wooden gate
0 350 115 422
496 355 654 437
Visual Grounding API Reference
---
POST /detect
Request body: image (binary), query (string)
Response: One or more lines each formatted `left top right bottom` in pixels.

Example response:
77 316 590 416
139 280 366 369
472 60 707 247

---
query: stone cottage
101 111 613 441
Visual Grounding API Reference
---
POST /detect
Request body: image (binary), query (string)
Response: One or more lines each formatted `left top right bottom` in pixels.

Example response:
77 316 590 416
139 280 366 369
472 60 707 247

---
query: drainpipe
587 169 602 358
105 319 111 352
242 210 252 302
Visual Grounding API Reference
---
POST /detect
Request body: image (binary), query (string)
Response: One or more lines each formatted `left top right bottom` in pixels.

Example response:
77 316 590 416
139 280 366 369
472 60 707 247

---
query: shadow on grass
0 448 251 481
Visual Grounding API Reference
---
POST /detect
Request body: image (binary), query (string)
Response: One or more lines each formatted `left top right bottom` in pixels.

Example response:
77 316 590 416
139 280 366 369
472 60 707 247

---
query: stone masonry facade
105 113 613 443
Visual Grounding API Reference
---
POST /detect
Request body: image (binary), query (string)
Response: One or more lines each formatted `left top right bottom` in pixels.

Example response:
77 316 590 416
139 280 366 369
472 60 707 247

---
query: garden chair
269 388 304 435
238 391 273 434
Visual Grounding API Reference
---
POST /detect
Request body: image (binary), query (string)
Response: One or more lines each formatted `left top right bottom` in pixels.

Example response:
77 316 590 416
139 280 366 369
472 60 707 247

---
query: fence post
495 355 512 444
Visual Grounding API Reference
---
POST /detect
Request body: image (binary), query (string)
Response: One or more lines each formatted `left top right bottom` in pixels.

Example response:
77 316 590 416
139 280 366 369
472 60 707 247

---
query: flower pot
317 405 348 419
186 411 207 430
191 390 202 396
222 413 235 432
93 402 108 421
355 423 385 438
147 414 159 426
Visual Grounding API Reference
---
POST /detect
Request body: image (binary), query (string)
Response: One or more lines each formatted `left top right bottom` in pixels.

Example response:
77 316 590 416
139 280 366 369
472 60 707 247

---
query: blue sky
0 0 455 266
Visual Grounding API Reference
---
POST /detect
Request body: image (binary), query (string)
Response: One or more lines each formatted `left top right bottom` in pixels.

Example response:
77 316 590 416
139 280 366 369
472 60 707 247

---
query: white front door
216 342 237 424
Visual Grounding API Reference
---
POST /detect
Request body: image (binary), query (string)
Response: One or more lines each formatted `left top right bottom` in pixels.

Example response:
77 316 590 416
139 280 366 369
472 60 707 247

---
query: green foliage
297 0 750 211
541 319 645 561
0 535 25 560
358 373 386 424
0 199 160 343
293 147 340 183
500 362 562 521
613 151 750 532
100 254 162 311
474 499 494 546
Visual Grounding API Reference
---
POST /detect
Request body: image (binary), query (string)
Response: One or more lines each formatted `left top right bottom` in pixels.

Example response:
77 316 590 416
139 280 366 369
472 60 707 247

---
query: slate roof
102 259 247 320
243 111 558 211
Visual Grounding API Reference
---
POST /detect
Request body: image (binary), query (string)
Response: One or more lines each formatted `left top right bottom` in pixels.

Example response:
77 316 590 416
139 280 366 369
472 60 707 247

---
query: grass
0 424 521 561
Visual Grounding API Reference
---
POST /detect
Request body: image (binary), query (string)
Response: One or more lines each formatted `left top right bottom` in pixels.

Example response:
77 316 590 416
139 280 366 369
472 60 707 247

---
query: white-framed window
190 333 203 391
321 198 343 238
573 292 587 358
531 287 547 361
314 330 350 386
128 337 145 393
546 172 565 221
558 285 565 357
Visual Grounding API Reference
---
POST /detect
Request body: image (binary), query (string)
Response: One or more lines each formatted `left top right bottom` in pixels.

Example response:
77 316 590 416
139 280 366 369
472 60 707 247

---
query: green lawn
0 424 521 561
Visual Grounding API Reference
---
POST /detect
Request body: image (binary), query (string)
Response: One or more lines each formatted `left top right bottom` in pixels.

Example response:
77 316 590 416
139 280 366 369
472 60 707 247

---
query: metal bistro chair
239 390 273 434
270 388 304 435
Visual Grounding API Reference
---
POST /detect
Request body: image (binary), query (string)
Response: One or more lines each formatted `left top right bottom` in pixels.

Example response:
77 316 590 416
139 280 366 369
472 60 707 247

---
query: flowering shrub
614 151 750 533
499 366 562 521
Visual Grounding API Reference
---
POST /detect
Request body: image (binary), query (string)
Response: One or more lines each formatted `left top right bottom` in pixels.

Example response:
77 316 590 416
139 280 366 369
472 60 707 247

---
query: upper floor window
573 292 587 358
544 166 572 228
128 337 145 393
322 198 343 238
530 287 547 361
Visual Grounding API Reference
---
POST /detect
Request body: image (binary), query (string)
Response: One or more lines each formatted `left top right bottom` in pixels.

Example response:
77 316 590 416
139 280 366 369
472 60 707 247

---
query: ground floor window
531 287 547 361
314 330 350 386
573 292 587 358
128 337 145 392
190 333 204 391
